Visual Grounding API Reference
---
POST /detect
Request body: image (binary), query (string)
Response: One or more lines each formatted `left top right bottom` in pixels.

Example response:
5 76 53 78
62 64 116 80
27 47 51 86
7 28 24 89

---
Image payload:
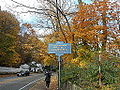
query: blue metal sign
48 41 71 56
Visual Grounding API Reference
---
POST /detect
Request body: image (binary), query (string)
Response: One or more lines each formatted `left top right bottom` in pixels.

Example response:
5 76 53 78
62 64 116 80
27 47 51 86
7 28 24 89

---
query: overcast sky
0 0 41 24
0 0 93 24
0 0 119 36
0 0 119 24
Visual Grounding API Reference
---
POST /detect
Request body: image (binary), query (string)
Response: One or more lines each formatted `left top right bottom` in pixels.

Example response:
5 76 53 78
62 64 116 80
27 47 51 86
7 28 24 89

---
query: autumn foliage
0 11 21 67
0 0 119 89
49 0 120 89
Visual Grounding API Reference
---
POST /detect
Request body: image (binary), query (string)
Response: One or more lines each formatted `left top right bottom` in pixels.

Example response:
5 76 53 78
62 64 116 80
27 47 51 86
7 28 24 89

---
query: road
0 73 44 90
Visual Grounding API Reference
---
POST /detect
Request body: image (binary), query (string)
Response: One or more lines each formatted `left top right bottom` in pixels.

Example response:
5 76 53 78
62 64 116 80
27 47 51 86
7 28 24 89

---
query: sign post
48 41 71 90
58 55 61 90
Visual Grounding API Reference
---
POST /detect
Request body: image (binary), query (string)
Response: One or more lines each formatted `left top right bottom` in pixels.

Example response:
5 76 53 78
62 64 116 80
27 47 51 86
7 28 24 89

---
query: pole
58 55 61 90
98 50 102 87
98 37 102 87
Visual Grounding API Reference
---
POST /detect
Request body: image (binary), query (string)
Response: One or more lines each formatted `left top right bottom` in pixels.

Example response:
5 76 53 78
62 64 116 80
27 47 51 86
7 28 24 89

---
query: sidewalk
29 75 57 90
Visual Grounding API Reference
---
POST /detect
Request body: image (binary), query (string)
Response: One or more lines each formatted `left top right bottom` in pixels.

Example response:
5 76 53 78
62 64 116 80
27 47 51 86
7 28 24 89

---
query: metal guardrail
0 67 21 74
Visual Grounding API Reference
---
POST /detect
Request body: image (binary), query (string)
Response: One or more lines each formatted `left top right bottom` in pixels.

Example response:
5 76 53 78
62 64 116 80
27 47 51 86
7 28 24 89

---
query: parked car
17 70 30 76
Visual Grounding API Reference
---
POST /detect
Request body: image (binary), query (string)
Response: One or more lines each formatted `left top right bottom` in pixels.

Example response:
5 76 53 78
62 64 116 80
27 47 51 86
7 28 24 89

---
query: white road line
19 77 44 90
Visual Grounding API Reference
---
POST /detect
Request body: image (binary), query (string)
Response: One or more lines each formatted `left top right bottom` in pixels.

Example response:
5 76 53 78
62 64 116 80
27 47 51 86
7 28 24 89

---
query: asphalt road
0 73 44 90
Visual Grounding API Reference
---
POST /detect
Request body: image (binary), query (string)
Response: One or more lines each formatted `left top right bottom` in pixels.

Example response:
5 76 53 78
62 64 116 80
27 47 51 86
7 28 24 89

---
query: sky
83 0 92 4
0 0 119 29
0 0 41 24
0 0 93 24
0 0 119 37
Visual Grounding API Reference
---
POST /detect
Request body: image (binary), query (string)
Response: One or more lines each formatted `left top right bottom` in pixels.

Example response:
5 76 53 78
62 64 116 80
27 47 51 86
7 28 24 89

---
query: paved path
29 75 57 90
0 74 43 90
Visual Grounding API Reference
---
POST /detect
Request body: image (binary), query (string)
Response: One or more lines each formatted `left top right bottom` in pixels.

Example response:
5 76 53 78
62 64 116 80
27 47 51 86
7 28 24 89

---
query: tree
72 0 120 51
0 10 21 67
61 0 120 89
9 0 76 42
17 23 56 66
9 0 77 65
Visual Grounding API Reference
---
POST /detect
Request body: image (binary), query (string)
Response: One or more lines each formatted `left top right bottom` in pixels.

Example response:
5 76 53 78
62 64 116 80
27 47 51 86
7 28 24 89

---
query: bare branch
10 0 56 13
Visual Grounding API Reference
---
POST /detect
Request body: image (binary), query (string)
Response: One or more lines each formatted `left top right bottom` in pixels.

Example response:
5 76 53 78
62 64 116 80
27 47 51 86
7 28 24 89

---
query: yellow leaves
8 46 16 52
0 11 21 67
79 61 87 67
9 51 21 66
22 44 33 50
72 57 81 65
44 56 53 66
0 51 6 56
71 58 87 68
20 34 48 64
65 47 93 68
0 11 20 36
62 54 74 63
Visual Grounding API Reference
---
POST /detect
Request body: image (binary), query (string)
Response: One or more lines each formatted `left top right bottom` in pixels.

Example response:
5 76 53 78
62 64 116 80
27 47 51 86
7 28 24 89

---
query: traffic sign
48 41 71 90
48 41 71 56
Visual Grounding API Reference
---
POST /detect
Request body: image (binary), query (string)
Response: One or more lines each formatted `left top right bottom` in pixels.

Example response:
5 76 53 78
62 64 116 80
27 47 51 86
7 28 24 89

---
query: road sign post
58 55 61 90
48 41 71 90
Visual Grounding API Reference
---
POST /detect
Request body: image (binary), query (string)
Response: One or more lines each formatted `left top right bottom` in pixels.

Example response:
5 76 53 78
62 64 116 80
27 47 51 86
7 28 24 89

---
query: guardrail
0 67 21 74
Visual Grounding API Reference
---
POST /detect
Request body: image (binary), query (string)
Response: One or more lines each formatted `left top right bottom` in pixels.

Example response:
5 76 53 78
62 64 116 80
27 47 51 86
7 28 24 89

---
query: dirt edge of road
0 74 16 78
29 75 57 90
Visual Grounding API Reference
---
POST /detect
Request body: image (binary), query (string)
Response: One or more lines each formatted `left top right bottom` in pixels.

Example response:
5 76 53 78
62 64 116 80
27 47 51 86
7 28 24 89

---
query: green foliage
101 60 120 84
61 57 120 89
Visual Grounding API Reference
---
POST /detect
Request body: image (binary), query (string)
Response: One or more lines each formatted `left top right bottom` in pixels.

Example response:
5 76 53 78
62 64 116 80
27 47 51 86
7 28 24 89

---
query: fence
62 82 82 90
61 82 120 90
0 66 21 74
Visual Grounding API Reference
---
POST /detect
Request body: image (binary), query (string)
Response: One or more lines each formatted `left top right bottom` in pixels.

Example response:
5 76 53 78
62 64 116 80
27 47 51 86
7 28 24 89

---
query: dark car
17 70 30 76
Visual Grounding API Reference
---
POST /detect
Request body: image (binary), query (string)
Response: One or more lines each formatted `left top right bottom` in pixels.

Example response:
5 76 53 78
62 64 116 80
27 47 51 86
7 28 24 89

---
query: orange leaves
72 4 100 45
44 0 120 67
72 1 119 49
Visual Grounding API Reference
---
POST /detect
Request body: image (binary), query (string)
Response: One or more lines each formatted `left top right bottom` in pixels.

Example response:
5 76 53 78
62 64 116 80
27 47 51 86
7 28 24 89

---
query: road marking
0 77 24 84
0 75 33 84
19 77 44 90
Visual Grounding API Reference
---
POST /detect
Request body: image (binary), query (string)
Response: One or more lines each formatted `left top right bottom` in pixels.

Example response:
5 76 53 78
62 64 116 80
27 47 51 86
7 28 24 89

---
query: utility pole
98 36 102 87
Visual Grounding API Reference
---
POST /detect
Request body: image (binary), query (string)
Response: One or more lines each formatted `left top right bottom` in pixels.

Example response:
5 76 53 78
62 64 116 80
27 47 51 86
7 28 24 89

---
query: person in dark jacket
45 71 52 88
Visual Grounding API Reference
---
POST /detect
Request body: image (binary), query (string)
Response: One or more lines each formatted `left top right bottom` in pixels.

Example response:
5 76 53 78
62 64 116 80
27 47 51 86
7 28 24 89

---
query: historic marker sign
48 41 71 90
48 41 71 56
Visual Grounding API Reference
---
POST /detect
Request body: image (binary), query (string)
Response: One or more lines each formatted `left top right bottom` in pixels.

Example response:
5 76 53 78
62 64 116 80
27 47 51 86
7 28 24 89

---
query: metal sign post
48 41 71 90
58 55 61 90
